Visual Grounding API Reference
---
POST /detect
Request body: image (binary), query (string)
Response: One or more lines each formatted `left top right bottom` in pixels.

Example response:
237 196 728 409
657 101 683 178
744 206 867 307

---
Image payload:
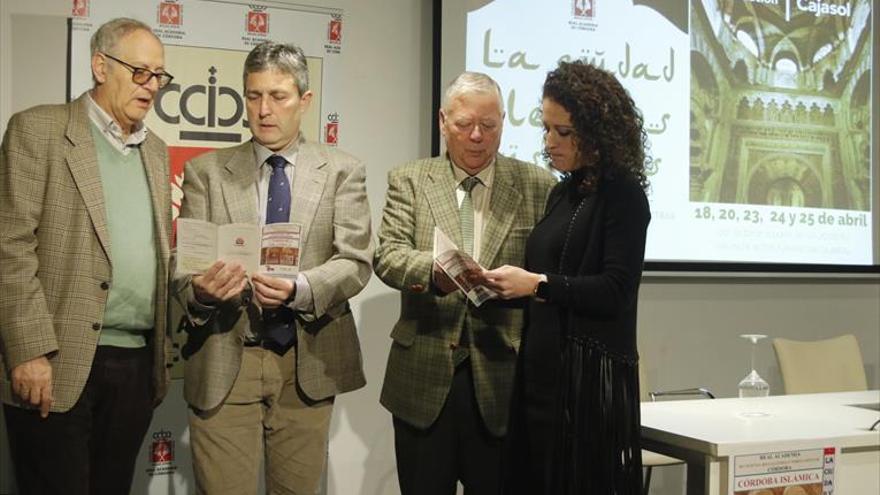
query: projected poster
465 0 873 265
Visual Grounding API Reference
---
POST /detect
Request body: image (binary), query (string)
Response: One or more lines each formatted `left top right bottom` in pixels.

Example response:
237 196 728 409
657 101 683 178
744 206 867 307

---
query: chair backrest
638 358 714 401
638 361 649 401
772 334 868 394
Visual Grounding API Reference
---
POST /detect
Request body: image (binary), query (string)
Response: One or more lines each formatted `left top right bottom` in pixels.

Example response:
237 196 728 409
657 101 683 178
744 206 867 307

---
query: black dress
506 175 651 495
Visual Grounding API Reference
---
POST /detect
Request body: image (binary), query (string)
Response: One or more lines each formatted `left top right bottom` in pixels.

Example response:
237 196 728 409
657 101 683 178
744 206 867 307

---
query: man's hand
11 356 53 418
251 273 295 308
192 261 248 304
431 262 458 295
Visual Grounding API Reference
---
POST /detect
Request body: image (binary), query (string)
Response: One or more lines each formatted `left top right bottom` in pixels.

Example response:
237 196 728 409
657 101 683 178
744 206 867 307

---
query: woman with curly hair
482 60 651 494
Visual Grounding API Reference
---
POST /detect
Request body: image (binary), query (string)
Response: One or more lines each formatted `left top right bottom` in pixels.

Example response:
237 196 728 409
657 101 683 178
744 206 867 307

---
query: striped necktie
459 176 480 256
454 175 481 367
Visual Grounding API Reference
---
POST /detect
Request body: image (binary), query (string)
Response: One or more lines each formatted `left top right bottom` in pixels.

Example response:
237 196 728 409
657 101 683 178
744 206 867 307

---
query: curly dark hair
542 61 651 193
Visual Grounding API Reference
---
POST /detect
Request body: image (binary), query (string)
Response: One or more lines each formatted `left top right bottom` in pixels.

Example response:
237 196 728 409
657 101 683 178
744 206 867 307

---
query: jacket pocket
389 322 416 347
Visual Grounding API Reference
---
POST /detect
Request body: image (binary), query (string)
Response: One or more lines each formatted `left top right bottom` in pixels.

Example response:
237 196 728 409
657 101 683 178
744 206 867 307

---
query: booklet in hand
432 227 496 306
176 218 302 279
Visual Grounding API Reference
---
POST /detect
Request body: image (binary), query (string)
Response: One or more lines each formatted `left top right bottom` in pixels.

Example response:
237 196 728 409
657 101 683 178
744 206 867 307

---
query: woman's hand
481 265 542 299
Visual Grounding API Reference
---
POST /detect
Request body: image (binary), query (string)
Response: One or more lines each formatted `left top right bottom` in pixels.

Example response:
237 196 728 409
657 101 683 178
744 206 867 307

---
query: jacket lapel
290 142 327 247
479 155 522 267
140 134 171 260
220 142 259 224
424 158 463 250
65 95 112 263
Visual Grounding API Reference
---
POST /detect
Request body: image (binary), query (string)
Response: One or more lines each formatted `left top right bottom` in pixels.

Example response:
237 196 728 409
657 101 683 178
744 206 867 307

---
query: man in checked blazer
0 18 172 494
173 41 371 494
374 72 555 494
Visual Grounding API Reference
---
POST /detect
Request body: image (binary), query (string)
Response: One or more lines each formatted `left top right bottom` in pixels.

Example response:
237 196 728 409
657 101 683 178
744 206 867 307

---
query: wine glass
738 334 770 398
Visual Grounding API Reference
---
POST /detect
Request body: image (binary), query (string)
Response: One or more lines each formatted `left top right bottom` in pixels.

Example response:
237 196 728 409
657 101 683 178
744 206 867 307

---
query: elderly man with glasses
0 17 173 495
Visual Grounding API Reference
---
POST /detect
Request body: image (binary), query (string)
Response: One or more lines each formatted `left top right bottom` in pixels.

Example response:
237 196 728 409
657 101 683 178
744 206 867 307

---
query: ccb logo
155 66 247 143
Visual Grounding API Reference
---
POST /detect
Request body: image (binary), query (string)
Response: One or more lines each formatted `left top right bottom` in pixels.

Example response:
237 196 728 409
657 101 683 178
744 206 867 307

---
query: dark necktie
266 154 291 224
263 154 295 350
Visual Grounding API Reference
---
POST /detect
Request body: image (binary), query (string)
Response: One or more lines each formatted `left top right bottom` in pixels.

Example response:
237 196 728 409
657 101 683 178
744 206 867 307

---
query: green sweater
90 124 157 348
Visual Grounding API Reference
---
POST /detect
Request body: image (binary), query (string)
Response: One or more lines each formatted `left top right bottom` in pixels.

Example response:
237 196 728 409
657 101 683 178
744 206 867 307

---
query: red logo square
72 0 89 17
325 123 338 145
151 438 174 464
247 11 268 34
159 2 182 26
328 19 342 44
573 0 595 19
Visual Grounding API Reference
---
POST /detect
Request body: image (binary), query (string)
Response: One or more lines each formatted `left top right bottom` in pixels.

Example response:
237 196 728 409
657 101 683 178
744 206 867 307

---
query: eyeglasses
451 120 501 134
101 53 174 89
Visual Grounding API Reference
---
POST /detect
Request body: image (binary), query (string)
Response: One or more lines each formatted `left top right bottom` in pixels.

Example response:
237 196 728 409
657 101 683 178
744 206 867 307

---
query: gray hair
442 72 504 112
90 17 155 57
243 41 309 95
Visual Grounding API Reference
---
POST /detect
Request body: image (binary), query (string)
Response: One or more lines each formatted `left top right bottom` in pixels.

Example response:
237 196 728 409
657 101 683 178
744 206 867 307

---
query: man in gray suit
173 41 371 495
374 72 555 494
0 18 172 494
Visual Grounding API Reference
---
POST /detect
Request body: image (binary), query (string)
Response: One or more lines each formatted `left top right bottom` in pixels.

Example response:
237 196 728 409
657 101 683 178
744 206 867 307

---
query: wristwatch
533 274 549 300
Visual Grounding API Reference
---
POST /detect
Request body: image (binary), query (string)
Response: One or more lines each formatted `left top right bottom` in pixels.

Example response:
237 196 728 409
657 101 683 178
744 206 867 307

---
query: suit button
92 322 101 331
100 281 110 290
410 283 425 292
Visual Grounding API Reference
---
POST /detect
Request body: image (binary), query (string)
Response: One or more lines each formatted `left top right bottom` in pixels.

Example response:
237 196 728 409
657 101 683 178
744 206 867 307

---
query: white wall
1 1 878 495
318 1 433 494
0 4 70 492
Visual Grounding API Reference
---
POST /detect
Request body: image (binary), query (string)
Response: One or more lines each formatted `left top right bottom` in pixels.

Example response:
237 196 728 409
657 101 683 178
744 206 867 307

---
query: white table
640 390 880 495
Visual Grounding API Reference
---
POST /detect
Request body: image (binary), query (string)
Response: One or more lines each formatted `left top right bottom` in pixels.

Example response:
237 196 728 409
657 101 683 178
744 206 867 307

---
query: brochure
432 227 496 306
177 218 301 279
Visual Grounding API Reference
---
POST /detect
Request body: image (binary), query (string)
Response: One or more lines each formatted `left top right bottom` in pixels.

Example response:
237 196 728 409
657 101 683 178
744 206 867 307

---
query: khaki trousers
189 345 334 495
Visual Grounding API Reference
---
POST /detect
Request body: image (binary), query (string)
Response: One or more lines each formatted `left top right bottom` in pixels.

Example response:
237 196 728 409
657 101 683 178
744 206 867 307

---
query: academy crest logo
150 430 174 464
158 1 182 27
72 0 89 18
573 0 595 19
325 113 339 146
146 429 178 476
247 8 269 35
328 17 342 44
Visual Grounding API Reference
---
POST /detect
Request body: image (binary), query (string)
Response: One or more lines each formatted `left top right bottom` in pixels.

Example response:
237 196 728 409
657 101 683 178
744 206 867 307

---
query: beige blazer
175 139 371 411
374 154 555 436
0 94 173 411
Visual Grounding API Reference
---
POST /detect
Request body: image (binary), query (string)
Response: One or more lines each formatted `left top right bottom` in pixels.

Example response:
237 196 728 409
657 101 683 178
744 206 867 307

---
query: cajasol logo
751 0 856 20
795 0 852 17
